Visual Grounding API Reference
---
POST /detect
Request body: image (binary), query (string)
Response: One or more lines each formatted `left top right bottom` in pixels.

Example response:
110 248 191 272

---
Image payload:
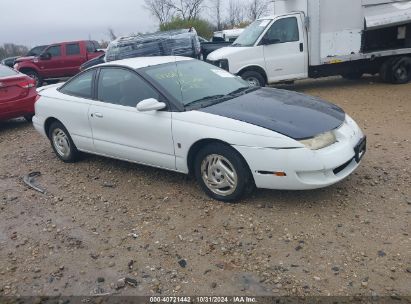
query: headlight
299 131 337 150
218 59 229 71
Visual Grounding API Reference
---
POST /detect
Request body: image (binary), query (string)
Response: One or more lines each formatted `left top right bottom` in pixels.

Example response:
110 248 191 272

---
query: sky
0 0 158 47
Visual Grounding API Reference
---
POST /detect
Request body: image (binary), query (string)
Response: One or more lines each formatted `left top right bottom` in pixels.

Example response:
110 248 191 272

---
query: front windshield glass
232 19 272 47
143 60 250 107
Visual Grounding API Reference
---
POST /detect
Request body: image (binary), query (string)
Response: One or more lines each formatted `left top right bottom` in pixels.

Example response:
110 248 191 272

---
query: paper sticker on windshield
259 20 270 27
211 69 234 78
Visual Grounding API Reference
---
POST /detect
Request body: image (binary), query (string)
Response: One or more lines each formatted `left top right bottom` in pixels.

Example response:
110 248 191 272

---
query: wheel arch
44 117 61 138
186 138 255 184
237 65 268 83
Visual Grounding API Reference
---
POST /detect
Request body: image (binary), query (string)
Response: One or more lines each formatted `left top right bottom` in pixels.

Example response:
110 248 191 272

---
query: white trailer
207 0 411 85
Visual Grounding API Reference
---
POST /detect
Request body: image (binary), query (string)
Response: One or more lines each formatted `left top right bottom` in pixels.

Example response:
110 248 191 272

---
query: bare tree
107 28 117 40
144 0 173 25
167 0 205 20
212 0 223 30
248 0 269 21
228 0 246 27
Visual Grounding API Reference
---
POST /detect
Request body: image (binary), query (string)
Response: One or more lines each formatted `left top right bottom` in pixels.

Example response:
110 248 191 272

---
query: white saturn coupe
33 56 366 201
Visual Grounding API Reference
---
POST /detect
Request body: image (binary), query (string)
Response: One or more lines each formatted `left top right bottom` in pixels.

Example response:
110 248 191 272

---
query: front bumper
234 116 366 190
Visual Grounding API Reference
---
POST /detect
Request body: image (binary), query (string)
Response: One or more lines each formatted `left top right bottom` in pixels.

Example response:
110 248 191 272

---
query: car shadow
0 118 31 134
273 75 384 92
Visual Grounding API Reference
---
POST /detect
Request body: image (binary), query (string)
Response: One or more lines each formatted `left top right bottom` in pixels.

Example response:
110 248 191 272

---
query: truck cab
14 40 104 87
207 13 308 87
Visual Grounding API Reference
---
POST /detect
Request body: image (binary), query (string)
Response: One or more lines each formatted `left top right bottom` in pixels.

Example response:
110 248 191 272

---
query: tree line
0 43 29 61
145 0 271 37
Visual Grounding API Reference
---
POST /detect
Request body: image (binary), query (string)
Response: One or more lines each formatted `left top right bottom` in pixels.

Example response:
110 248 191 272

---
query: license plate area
354 137 367 163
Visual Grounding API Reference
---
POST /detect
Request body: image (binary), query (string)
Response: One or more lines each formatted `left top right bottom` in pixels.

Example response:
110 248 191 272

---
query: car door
63 42 84 76
89 67 176 170
57 69 96 152
38 44 65 78
261 15 308 82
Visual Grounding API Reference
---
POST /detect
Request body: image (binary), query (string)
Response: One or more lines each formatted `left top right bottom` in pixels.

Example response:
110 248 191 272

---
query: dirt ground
0 76 410 297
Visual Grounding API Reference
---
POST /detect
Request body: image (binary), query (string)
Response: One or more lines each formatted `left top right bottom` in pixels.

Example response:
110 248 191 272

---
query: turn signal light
274 172 287 177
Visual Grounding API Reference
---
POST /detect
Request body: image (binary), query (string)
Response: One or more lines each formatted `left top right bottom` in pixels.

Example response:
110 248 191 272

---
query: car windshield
27 46 47 57
143 60 251 108
0 65 18 77
231 19 272 47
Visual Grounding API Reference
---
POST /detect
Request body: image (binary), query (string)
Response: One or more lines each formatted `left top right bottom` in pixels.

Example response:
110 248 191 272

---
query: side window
60 70 94 99
87 41 96 53
264 17 299 44
97 68 160 107
66 43 81 56
46 45 62 57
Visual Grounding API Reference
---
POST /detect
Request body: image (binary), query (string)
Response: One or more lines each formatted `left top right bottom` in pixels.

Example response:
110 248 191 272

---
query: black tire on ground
194 142 253 202
379 59 394 83
48 121 80 163
390 57 411 84
24 115 34 123
240 70 266 87
342 71 363 80
24 70 43 87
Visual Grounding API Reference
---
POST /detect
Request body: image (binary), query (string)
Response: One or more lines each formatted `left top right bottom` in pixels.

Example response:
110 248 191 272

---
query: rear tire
240 71 266 87
48 121 79 163
390 57 411 84
24 70 43 87
194 143 252 202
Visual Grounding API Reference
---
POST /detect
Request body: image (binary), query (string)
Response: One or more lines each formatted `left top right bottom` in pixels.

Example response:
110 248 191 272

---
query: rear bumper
0 94 36 121
234 115 365 190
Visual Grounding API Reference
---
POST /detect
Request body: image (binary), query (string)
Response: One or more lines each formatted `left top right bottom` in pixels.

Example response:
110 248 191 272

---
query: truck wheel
379 59 393 83
241 71 266 87
25 70 43 87
390 57 411 84
342 72 363 80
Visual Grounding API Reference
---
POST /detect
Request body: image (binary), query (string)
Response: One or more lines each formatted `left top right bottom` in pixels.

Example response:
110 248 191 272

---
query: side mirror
40 53 51 60
137 98 166 112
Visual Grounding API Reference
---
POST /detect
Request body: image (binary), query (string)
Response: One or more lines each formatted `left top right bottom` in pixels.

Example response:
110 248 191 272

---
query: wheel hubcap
395 67 407 81
28 74 39 86
201 154 238 196
246 77 260 87
52 128 71 158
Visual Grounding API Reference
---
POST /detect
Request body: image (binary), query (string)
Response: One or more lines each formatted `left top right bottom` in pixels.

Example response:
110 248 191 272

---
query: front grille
333 157 354 175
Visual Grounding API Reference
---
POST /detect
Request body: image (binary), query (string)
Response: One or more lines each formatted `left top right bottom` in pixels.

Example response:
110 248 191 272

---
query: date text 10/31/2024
149 297 258 303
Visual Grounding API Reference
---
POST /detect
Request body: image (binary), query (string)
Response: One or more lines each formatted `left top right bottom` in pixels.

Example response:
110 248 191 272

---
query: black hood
199 88 345 140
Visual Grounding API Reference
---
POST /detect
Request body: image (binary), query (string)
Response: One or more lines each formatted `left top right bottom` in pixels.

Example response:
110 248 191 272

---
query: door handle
92 113 103 118
300 43 304 52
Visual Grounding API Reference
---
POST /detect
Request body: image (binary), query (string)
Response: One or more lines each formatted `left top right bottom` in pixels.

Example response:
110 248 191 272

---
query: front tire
240 70 266 87
48 121 79 163
24 70 43 87
194 143 252 202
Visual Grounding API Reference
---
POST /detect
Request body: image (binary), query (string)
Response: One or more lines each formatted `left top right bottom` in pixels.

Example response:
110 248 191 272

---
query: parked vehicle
81 30 201 70
33 56 366 201
80 53 105 71
0 64 37 122
201 40 232 59
213 29 244 42
14 40 104 87
208 0 411 86
1 45 48 68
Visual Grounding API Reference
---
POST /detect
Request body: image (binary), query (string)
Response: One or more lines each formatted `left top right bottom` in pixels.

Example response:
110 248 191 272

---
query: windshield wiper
228 86 259 96
184 94 227 108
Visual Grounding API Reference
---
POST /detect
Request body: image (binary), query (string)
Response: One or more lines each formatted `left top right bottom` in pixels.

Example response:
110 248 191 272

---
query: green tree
160 17 214 39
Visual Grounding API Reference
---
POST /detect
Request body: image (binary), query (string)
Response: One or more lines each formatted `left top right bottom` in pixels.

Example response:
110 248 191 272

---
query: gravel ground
0 76 410 297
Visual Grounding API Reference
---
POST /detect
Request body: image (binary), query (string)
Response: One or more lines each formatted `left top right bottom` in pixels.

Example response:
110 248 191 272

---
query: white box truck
207 0 411 86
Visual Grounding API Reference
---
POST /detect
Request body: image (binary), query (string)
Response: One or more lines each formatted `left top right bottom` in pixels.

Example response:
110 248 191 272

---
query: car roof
96 56 194 70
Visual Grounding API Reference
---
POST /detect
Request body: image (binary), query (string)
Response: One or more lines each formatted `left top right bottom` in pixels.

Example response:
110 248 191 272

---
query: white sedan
33 56 366 201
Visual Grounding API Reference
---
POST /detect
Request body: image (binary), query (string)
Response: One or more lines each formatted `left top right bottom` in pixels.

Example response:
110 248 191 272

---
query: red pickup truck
14 40 104 87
